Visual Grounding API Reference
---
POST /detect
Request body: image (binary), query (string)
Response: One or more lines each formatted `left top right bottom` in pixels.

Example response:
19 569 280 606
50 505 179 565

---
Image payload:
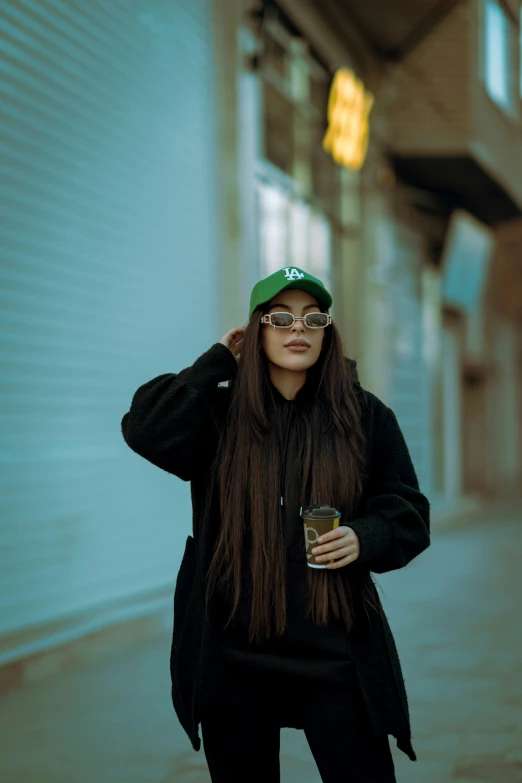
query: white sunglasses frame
260 312 332 329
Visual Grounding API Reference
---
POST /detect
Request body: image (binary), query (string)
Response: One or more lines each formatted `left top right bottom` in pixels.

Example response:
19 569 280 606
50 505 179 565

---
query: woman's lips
285 345 310 352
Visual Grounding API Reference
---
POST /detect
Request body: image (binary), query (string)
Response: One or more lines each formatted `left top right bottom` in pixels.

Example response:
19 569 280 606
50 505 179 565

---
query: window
256 8 353 296
256 180 332 287
263 82 294 175
259 11 341 219
484 0 513 109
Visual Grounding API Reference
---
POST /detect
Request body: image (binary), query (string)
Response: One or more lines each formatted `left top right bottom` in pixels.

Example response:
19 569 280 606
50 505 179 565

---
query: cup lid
302 504 341 519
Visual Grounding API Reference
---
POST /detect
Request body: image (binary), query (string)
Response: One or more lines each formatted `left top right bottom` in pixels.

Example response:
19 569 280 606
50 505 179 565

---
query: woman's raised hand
219 326 245 359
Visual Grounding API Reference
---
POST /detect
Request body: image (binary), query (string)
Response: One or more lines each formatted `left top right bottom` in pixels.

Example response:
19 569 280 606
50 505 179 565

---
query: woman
121 266 431 782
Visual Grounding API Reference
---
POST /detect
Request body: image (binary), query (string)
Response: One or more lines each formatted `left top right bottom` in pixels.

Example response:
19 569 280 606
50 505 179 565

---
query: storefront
362 185 435 497
249 2 365 339
484 223 522 497
438 210 496 505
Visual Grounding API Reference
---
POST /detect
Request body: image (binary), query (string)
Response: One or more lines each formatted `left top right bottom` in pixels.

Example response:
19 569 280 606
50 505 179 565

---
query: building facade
382 0 522 506
251 0 522 509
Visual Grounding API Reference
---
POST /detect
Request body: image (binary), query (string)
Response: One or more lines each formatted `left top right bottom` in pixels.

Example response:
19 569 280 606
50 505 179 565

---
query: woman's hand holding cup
220 326 245 360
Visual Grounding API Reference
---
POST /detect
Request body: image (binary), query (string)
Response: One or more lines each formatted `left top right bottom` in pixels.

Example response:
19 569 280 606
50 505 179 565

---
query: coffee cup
301 505 342 569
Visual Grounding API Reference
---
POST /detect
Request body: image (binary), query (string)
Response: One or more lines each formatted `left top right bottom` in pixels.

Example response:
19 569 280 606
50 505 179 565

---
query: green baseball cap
249 266 332 318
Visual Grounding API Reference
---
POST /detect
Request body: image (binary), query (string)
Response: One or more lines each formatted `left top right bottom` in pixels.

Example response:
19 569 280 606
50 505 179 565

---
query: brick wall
472 91 522 208
384 0 472 153
381 0 522 211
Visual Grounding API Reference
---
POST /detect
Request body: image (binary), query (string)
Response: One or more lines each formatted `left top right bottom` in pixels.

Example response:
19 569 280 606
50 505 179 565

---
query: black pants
200 671 396 783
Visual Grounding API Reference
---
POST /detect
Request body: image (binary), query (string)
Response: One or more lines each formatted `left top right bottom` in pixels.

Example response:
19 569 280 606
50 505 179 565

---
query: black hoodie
212 381 358 711
121 342 431 761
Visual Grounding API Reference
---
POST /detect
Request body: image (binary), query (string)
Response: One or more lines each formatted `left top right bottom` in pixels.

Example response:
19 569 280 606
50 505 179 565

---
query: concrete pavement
1 503 521 782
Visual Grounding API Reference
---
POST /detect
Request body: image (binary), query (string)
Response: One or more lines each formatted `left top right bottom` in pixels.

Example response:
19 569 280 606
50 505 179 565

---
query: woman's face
259 288 326 372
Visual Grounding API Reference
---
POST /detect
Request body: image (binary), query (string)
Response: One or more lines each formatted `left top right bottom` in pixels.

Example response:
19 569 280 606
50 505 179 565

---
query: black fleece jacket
121 342 431 762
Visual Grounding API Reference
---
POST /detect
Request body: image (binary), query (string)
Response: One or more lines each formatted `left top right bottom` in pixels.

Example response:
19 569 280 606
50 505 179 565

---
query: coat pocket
173 536 197 638
170 535 198 730
172 535 197 647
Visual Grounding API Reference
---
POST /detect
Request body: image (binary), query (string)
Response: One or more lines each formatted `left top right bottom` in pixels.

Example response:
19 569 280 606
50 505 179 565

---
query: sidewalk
1 501 521 782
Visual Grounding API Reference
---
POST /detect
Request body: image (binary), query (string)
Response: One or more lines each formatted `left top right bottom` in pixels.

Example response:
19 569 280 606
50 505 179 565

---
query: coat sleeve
120 342 238 481
349 406 431 574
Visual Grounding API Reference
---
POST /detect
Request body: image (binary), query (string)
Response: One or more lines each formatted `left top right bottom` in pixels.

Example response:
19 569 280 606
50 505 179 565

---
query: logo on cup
304 523 319 560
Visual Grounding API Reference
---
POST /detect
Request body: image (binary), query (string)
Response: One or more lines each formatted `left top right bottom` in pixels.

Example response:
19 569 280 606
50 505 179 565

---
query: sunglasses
260 312 332 329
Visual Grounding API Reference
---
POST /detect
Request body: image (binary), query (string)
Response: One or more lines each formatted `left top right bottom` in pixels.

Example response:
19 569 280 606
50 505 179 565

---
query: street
1 505 521 783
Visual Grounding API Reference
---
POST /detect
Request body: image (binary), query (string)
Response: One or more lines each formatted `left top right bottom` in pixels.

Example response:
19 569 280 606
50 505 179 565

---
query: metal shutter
385 221 431 496
0 0 218 661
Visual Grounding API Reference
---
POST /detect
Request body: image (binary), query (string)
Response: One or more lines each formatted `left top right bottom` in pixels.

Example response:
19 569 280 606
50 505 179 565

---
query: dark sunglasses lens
271 312 294 327
305 313 328 327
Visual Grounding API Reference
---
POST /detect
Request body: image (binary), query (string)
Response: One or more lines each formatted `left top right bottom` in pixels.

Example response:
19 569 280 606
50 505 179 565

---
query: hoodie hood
347 357 360 385
269 356 360 406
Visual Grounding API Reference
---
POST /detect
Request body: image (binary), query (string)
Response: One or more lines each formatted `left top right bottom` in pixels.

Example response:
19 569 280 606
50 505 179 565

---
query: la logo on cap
283 267 305 281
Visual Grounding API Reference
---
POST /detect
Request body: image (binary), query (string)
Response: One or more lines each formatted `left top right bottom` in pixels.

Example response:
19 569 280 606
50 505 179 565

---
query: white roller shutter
0 0 218 661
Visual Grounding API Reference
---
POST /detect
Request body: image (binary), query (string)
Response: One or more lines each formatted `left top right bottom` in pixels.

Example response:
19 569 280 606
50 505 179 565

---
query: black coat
121 342 431 762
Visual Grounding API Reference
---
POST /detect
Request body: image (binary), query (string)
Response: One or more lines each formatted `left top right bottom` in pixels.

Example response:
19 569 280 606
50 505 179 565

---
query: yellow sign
322 68 374 171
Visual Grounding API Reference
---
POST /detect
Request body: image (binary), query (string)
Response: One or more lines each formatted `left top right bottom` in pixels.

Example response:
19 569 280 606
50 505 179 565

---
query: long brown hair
204 303 384 645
